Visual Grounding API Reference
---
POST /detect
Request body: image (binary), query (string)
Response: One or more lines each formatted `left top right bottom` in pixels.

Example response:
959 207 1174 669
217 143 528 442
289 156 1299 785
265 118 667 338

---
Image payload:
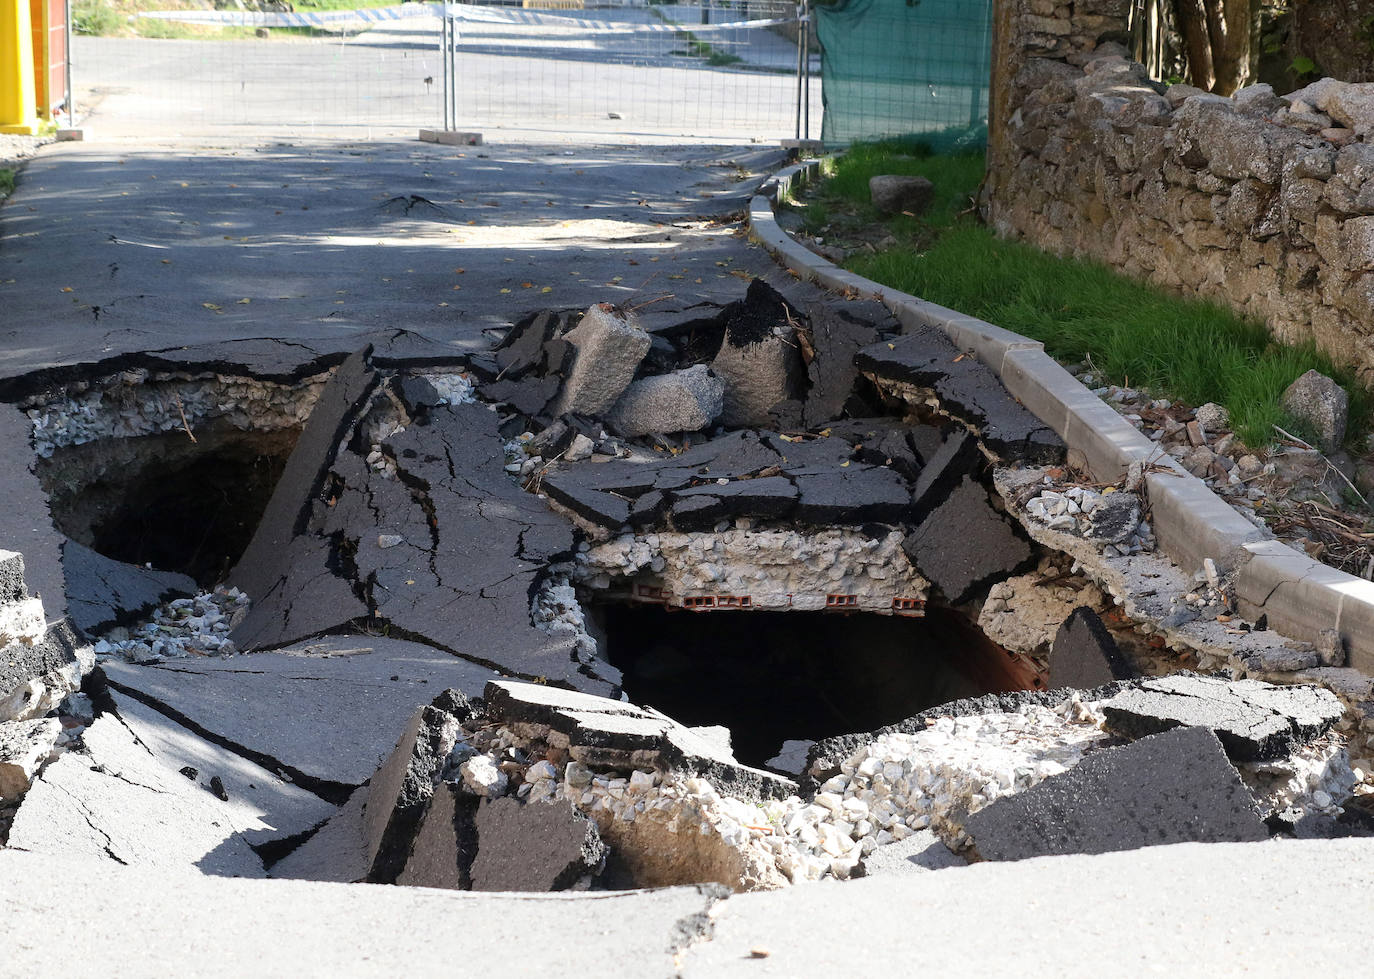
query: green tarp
815 0 992 148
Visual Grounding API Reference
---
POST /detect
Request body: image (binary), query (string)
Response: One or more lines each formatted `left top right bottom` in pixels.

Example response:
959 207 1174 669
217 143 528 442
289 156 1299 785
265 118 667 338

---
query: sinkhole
40 422 299 587
594 602 1041 769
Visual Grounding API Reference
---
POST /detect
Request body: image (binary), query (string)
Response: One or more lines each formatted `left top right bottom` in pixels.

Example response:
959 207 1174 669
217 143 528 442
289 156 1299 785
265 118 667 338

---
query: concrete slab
964 726 1267 861
7 710 271 876
100 635 498 793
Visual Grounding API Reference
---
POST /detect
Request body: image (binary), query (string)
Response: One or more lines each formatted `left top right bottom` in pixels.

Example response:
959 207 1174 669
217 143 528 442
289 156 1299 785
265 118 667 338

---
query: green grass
0 169 15 197
805 141 1369 451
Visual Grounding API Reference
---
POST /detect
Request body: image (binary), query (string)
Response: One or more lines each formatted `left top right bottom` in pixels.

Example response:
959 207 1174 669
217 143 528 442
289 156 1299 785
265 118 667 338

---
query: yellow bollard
0 0 41 134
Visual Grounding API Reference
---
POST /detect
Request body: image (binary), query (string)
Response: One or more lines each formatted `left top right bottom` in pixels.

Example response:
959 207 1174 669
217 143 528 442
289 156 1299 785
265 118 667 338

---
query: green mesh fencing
814 0 992 149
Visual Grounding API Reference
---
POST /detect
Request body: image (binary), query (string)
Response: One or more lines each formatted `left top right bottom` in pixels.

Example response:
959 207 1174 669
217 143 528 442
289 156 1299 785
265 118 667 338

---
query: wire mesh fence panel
72 17 448 136
67 1 820 142
814 0 991 148
442 1 819 142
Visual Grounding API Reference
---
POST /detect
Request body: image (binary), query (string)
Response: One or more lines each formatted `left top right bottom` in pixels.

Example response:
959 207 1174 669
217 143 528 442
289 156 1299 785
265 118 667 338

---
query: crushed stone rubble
436 692 1362 888
1074 372 1374 576
90 588 249 662
24 371 328 458
1024 482 1156 557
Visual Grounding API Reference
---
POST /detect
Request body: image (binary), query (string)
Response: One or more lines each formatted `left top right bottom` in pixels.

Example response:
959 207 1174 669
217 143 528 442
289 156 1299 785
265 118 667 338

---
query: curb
747 161 1374 674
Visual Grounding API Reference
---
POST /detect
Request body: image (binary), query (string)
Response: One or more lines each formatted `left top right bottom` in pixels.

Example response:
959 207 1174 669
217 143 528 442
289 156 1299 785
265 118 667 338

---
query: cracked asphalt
0 135 784 395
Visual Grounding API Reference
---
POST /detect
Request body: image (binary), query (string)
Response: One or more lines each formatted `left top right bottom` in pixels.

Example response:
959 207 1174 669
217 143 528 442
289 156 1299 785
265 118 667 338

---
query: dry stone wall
987 2 1374 377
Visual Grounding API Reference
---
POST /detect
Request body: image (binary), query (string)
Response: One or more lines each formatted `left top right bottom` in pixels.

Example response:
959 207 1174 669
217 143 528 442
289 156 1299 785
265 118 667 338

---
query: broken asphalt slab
963 726 1268 861
62 538 197 636
856 326 1066 464
8 688 334 875
1103 673 1345 762
0 140 787 392
484 681 797 800
98 635 499 794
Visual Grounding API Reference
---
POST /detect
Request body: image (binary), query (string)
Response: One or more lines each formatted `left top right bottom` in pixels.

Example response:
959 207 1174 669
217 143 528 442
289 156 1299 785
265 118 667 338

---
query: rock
963 726 1268 861
869 175 934 216
469 797 606 891
1049 607 1137 690
711 280 806 427
564 433 596 462
62 539 198 635
606 366 725 437
1194 402 1230 433
1315 629 1346 668
0 718 60 799
903 477 1035 604
1282 370 1348 452
1102 674 1344 762
1082 491 1141 544
550 304 651 417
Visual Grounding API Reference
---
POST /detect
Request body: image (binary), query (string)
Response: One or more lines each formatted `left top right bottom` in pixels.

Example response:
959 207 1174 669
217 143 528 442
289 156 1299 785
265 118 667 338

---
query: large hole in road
39 422 299 587
596 602 1040 768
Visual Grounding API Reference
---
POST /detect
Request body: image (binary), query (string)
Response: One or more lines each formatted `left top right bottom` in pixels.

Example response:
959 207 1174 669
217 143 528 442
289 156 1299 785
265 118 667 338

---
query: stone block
711 281 805 428
964 726 1268 861
550 304 651 417
605 365 725 437
1281 368 1348 452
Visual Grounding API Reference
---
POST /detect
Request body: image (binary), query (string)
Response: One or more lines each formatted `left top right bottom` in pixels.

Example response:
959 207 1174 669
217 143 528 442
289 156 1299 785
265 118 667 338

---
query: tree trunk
1175 0 1216 90
1211 0 1252 94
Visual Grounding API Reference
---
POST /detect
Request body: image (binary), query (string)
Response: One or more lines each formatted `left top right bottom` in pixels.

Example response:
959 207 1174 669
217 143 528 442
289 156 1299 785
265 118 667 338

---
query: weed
0 169 15 197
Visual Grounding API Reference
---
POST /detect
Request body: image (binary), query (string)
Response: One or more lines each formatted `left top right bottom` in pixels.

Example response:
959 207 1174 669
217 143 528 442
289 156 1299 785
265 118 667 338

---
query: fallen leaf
201 302 220 310
521 282 533 289
237 298 251 304
541 286 553 294
60 286 73 293
500 288 511 294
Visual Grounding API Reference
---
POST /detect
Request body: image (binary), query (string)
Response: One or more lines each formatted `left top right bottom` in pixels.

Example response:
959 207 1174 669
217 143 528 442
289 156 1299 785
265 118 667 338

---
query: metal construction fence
69 0 993 147
74 1 821 142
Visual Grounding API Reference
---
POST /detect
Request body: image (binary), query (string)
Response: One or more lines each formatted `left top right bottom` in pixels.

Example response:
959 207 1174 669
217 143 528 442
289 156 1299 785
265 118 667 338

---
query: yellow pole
1 0 41 134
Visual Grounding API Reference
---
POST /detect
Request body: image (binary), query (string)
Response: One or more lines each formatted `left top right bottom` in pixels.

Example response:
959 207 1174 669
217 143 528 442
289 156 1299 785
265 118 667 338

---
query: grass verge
799 141 1368 451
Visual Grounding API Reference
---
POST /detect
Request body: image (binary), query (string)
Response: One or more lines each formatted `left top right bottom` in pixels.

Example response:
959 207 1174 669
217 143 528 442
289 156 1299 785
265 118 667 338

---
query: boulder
1281 369 1348 452
710 280 805 428
605 365 725 437
869 175 934 216
550 304 651 417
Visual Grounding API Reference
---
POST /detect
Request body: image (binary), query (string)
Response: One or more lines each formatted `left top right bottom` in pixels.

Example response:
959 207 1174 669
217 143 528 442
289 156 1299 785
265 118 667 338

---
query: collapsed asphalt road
4 134 1374 974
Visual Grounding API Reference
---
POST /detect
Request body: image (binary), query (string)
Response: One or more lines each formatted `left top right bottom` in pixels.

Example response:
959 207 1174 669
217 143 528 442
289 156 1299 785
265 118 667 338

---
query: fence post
1 0 41 134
